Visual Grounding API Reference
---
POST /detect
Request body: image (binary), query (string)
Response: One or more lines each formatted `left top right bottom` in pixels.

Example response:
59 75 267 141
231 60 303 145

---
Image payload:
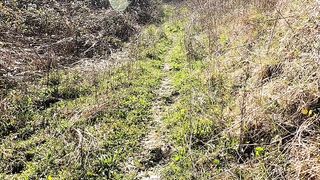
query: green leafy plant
255 147 265 157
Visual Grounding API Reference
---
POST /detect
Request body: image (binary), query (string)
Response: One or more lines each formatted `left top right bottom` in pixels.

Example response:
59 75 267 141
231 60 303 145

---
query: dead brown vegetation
182 0 320 178
0 0 161 98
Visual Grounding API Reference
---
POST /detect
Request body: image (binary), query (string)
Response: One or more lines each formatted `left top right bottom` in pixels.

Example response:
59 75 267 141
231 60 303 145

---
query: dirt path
136 62 178 179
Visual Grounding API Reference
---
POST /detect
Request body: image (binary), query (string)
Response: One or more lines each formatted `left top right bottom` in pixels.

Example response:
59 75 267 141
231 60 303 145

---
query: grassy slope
1 1 319 179
160 1 320 179
0 60 165 179
0 0 161 96
0 29 166 180
0 5 176 179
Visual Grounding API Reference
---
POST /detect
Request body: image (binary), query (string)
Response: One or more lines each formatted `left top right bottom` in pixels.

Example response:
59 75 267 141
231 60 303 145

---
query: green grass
0 6 182 178
2 2 318 179
153 8 239 180
0 36 171 180
0 60 164 179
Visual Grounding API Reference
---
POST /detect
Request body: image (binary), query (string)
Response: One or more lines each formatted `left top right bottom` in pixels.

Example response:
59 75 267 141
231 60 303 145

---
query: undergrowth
0 40 165 180
1 1 319 179
156 1 319 179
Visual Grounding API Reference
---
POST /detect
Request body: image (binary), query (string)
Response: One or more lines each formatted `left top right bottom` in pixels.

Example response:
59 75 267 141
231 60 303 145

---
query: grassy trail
3 1 318 179
131 11 188 178
137 32 184 178
0 5 189 179
137 62 175 179
0 4 193 180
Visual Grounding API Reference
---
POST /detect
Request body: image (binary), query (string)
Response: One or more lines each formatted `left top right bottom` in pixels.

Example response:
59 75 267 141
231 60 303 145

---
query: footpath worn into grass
0 5 184 179
136 23 184 179
3 1 318 179
136 62 174 179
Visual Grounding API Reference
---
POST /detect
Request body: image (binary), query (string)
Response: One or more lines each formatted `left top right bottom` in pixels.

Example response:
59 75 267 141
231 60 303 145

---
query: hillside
0 0 161 96
1 0 319 179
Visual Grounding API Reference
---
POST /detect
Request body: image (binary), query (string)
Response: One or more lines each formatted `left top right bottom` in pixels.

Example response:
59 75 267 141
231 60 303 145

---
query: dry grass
1 0 319 179
174 0 320 178
0 0 161 98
